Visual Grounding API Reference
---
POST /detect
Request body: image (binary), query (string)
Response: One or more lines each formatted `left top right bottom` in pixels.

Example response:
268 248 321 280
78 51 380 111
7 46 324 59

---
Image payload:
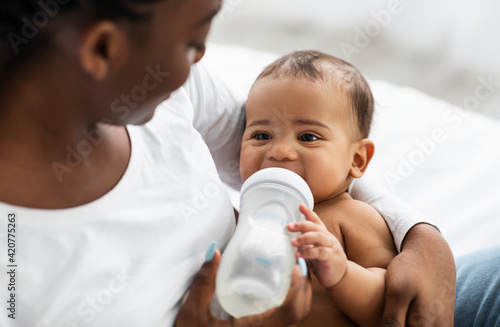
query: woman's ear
349 138 375 179
79 21 129 80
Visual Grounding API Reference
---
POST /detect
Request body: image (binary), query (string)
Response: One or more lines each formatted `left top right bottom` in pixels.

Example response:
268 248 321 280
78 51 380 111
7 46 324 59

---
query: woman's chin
134 111 157 125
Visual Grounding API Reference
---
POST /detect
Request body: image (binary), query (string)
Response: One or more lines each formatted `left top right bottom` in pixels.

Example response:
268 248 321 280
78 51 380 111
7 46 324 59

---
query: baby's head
240 50 375 204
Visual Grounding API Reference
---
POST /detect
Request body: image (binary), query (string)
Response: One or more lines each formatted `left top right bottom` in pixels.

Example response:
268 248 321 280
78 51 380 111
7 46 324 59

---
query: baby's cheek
306 178 330 203
239 146 260 181
307 182 321 202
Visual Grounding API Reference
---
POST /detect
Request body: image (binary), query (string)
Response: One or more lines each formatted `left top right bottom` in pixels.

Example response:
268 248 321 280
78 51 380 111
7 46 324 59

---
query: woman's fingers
233 260 312 327
176 240 314 327
175 245 224 327
271 261 313 325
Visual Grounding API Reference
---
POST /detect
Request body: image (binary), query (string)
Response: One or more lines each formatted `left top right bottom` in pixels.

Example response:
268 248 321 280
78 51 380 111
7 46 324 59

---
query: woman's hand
175 249 312 327
287 204 347 288
380 223 456 327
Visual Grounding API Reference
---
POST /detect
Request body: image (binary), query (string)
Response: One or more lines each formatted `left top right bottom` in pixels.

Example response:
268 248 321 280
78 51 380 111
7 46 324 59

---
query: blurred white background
208 0 500 119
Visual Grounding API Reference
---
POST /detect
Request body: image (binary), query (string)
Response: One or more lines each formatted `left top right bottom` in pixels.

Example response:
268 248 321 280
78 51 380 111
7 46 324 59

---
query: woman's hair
0 0 163 65
257 50 374 139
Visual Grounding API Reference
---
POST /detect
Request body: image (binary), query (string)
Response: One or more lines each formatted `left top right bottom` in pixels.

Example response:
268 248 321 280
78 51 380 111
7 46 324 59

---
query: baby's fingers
291 231 336 249
296 245 334 261
287 220 323 234
299 204 325 226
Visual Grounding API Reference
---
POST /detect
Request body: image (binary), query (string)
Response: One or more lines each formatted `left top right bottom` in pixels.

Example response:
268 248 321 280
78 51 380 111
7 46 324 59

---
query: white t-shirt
0 62 431 326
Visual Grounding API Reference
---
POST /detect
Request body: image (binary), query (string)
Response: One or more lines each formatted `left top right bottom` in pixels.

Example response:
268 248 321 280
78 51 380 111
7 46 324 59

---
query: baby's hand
287 204 347 288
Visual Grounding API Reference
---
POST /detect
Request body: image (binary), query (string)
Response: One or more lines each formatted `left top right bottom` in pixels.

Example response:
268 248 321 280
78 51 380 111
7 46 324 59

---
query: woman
0 0 456 326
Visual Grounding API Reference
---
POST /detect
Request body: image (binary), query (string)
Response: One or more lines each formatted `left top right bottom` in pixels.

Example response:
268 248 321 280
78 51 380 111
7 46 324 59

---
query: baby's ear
349 139 375 178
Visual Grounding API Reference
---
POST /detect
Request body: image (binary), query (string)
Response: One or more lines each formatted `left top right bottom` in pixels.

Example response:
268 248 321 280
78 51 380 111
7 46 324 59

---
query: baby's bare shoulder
319 195 397 268
315 193 380 226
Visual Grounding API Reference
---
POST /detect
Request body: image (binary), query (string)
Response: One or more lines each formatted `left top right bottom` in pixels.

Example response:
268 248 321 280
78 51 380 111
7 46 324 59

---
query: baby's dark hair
257 50 374 139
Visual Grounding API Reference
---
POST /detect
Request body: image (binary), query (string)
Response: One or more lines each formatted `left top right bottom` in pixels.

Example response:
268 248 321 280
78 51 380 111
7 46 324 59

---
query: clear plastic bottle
216 167 314 318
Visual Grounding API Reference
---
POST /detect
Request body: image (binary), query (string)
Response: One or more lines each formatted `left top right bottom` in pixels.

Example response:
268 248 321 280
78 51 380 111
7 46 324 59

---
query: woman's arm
350 177 455 326
382 224 456 326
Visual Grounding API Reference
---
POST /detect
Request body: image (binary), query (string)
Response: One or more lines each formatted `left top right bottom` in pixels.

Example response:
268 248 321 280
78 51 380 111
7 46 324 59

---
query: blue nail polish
205 241 217 262
298 257 307 276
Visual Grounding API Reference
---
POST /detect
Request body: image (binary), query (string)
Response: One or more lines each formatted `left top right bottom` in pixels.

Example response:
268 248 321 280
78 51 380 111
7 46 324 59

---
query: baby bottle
216 167 314 318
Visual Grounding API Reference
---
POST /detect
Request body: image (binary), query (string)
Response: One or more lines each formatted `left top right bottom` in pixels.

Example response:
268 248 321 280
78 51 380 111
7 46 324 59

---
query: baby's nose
268 141 298 161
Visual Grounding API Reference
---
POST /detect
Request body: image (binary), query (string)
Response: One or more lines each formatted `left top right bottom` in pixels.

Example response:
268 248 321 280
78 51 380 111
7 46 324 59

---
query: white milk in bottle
216 168 314 318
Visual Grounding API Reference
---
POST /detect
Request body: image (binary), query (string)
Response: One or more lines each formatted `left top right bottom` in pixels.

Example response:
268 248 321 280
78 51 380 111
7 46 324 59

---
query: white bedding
203 43 500 258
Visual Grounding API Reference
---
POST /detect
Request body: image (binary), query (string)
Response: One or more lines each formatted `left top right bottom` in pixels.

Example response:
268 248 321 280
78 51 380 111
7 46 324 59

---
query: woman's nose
193 46 206 64
268 140 298 161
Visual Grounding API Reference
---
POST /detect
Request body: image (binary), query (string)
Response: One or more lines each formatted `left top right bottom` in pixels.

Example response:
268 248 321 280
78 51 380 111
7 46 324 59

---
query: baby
239 50 397 326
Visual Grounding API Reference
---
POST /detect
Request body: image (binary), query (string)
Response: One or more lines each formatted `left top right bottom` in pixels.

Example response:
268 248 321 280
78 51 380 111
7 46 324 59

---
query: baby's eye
252 132 272 141
299 133 319 142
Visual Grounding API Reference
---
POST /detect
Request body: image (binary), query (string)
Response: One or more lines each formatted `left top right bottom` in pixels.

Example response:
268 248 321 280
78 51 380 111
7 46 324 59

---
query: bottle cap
241 168 314 209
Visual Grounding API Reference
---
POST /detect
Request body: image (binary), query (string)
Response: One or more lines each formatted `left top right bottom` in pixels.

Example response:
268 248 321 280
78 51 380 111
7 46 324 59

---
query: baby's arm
288 203 396 327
